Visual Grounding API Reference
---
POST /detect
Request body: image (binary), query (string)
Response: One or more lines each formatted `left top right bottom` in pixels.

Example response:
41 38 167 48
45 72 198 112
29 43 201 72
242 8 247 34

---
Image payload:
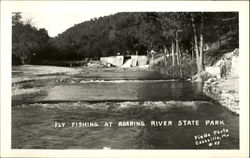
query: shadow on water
41 81 209 102
136 81 209 101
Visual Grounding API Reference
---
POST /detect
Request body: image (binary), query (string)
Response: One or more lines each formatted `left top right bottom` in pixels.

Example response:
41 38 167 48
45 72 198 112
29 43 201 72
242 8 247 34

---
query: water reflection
44 81 208 102
137 81 206 101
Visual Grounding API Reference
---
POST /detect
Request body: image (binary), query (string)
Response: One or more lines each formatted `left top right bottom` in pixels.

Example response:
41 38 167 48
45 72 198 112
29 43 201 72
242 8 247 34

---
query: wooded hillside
12 12 238 73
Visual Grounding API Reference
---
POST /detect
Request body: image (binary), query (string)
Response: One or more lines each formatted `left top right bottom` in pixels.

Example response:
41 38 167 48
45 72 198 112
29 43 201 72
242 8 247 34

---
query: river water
12 67 239 149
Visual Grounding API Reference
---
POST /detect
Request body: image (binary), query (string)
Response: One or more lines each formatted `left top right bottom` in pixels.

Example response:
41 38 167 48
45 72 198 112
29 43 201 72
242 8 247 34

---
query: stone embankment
203 49 239 114
203 77 239 114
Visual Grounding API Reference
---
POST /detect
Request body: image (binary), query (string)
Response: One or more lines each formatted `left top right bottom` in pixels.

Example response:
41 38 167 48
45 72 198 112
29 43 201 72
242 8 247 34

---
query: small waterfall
122 58 132 67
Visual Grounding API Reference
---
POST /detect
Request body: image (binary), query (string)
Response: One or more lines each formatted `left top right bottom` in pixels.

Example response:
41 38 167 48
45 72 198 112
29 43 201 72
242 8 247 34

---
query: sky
11 2 121 37
9 1 244 37
21 11 116 37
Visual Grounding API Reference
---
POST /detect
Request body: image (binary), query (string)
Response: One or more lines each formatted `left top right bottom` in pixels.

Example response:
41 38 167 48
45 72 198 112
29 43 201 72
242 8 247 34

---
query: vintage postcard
0 1 249 158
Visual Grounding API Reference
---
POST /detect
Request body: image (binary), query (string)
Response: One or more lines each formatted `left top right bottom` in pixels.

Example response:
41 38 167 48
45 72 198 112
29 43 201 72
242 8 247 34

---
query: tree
12 12 22 26
44 11 238 70
191 13 205 73
12 13 50 64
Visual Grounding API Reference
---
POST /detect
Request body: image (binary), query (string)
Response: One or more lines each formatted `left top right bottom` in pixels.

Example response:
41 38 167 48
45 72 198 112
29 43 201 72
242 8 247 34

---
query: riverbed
12 65 239 149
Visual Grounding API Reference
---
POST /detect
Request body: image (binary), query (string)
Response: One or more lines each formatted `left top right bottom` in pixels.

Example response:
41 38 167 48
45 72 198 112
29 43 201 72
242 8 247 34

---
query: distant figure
159 49 163 54
217 57 227 78
150 49 157 58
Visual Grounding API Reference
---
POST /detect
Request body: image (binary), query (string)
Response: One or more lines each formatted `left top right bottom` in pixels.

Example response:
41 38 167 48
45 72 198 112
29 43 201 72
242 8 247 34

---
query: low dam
100 55 148 67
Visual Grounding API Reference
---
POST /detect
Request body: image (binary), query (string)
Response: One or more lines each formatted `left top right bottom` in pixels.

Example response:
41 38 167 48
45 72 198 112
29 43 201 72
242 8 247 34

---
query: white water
79 79 178 83
122 59 132 67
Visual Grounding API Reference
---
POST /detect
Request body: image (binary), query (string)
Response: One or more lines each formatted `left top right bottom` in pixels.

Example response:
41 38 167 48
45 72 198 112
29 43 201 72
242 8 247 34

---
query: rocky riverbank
203 77 239 114
202 49 239 114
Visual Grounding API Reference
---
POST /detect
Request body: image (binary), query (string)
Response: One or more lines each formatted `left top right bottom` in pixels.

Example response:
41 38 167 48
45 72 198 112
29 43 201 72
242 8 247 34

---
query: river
12 66 239 149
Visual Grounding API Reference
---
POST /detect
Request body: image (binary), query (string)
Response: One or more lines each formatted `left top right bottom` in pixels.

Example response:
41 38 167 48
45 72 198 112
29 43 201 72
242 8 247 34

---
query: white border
1 1 249 158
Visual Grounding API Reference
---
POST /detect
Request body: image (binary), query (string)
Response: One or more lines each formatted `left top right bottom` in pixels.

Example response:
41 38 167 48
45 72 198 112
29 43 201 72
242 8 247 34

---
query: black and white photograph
0 1 249 158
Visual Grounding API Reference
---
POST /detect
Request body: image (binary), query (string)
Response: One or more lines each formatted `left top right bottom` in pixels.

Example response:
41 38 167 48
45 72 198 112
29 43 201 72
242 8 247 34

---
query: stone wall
137 56 148 66
100 55 148 67
100 56 124 67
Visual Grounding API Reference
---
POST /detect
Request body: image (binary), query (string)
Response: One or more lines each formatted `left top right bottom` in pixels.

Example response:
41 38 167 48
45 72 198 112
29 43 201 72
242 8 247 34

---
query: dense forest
12 12 238 74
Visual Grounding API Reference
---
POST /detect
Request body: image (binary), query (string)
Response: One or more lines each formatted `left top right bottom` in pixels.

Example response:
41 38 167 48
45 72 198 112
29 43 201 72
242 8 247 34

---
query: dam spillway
100 55 148 67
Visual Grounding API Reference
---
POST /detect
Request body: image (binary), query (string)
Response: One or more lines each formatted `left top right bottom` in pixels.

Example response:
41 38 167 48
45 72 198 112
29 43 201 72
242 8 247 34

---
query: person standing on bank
218 57 227 78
